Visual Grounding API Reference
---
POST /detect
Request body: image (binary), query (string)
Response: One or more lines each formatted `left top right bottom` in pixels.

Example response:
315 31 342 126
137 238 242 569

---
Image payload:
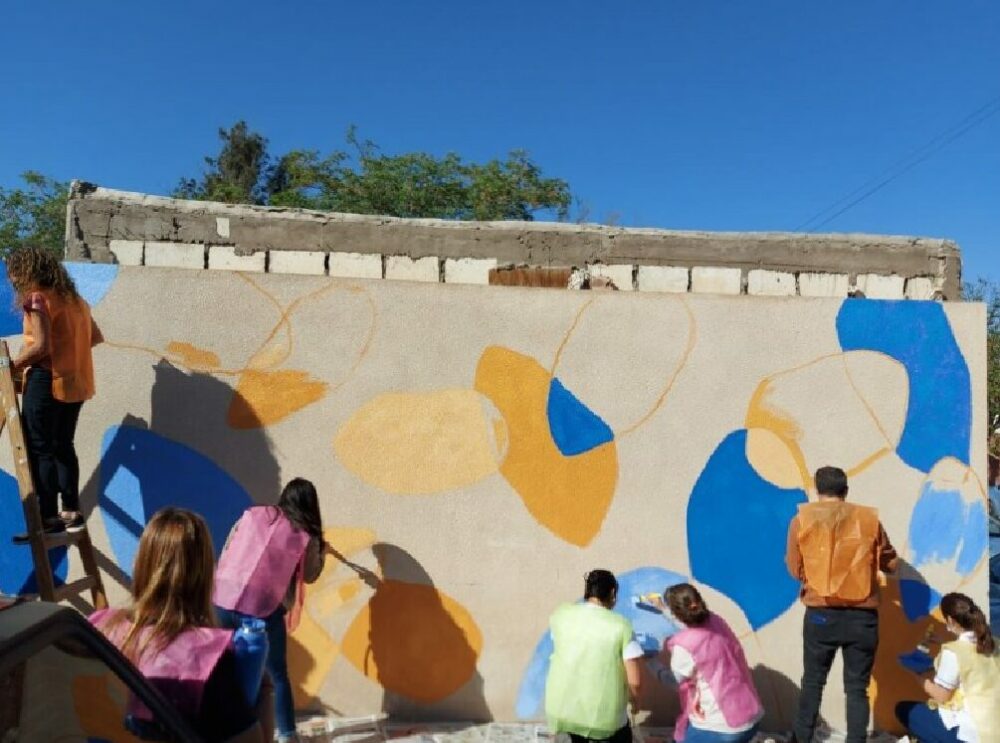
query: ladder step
42 530 88 549
51 576 98 602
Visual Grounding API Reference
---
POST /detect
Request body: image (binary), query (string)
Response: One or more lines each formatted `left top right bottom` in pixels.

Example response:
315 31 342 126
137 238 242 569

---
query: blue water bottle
232 617 269 705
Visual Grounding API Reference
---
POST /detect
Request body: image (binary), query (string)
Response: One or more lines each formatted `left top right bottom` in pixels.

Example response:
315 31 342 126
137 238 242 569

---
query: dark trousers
216 605 295 738
21 368 84 520
895 701 960 742
569 723 631 743
793 607 878 743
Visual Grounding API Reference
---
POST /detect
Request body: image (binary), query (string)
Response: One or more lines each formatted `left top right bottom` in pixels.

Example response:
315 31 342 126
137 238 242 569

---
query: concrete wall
0 263 986 736
65 184 963 299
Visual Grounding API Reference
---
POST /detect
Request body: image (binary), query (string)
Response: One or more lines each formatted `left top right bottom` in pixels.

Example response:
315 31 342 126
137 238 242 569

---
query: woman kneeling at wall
653 584 763 743
896 592 999 743
91 508 273 743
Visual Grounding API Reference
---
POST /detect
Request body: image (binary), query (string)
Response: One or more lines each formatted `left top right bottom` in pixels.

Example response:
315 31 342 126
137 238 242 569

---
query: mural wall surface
0 264 988 736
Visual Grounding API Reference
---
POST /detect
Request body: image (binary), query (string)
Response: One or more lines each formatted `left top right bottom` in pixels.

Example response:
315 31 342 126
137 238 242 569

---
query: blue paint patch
97 425 252 578
514 566 687 719
515 630 553 718
909 481 986 575
687 430 807 630
836 301 970 472
64 262 119 307
957 501 988 575
899 579 942 622
546 377 614 456
0 468 68 594
0 264 21 337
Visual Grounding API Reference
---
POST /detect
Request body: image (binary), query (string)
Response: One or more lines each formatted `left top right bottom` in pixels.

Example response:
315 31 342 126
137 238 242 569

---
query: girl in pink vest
90 507 269 743
214 478 327 743
659 584 763 743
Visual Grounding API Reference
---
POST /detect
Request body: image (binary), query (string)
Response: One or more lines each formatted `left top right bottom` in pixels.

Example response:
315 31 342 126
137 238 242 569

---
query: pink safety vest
213 506 311 618
90 608 233 721
666 612 762 742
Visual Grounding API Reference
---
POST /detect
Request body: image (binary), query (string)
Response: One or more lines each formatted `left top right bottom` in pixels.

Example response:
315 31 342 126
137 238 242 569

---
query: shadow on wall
751 664 811 735
339 543 491 723
79 359 279 597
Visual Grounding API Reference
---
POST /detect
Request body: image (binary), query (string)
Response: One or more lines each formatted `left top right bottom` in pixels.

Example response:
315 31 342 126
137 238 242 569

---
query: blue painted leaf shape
0 468 68 594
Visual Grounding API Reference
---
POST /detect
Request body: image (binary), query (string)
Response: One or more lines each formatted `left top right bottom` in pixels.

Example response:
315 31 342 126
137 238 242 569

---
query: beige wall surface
0 264 986 735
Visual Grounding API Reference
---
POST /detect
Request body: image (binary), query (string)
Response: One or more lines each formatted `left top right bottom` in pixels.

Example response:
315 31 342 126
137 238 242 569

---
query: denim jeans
216 605 295 739
793 607 878 743
21 368 84 519
682 723 759 743
895 702 960 742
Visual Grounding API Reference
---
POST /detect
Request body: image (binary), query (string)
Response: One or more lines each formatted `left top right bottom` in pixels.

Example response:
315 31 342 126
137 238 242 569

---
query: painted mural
0 263 988 736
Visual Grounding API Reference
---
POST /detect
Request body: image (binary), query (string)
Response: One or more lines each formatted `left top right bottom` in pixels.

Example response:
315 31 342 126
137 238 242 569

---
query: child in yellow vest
897 592 999 742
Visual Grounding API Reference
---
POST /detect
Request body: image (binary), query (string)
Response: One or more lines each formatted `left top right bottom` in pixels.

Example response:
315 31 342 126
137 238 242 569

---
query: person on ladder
6 246 102 541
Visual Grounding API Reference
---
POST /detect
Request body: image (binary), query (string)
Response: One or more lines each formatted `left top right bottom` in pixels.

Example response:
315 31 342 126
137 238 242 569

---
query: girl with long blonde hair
92 508 270 742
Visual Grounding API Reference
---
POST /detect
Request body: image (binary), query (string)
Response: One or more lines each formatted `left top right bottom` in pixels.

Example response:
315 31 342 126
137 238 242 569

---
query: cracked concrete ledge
65 182 963 299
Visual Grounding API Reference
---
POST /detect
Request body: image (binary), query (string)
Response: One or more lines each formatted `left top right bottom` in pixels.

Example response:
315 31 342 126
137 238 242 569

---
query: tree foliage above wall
0 172 69 257
174 121 572 221
965 278 1000 427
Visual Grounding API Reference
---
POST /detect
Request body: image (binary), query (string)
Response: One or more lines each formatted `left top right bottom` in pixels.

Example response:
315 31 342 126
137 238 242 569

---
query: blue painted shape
0 263 21 337
64 262 119 307
514 566 687 719
687 430 807 630
898 579 942 622
898 649 935 675
0 468 68 594
546 377 614 456
836 300 970 472
909 481 986 576
515 630 553 718
990 486 1000 559
97 425 252 578
957 501 988 575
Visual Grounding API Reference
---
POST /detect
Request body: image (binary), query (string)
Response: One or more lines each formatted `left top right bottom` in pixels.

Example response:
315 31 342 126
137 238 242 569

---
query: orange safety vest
796 500 880 602
22 290 96 403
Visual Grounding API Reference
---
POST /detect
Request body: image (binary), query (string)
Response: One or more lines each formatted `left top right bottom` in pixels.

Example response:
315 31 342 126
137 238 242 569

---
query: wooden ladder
0 341 107 608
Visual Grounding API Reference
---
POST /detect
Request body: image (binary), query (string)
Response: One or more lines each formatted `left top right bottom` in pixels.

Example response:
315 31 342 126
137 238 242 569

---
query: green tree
0 171 69 256
175 121 271 205
965 277 1000 427
185 123 571 220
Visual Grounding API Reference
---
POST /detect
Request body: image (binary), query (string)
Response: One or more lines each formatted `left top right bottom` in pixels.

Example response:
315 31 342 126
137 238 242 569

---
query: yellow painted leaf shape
474 346 618 547
334 389 506 495
288 606 339 708
166 341 220 370
228 369 328 429
341 579 482 703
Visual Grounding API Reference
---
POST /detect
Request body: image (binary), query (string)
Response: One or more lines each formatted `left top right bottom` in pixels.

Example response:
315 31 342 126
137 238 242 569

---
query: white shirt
933 631 979 743
669 639 763 734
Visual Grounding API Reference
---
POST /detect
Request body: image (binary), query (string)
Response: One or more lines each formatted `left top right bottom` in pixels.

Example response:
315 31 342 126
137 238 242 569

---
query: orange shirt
22 290 96 403
785 500 898 609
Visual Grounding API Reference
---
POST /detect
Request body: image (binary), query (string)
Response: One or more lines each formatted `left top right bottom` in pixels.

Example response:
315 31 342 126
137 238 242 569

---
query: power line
795 93 1000 232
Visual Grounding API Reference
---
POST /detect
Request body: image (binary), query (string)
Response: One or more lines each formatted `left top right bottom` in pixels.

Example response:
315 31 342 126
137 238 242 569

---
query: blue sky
1 1 997 281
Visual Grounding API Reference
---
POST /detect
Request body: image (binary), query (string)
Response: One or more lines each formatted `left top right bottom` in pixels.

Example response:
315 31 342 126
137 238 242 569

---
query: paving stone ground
293 718 903 743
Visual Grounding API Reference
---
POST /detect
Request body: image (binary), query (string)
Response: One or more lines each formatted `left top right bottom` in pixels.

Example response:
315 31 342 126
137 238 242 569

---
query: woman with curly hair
5 246 102 539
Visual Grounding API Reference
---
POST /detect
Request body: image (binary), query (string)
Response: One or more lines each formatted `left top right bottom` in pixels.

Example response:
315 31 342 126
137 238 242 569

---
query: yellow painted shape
165 341 221 370
333 389 505 495
288 607 340 708
341 579 483 703
313 576 363 617
869 578 946 734
228 369 328 429
474 346 618 547
73 674 141 742
745 379 811 490
745 427 805 490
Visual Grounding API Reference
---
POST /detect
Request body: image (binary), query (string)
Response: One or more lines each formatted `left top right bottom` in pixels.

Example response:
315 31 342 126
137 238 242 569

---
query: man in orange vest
786 466 898 743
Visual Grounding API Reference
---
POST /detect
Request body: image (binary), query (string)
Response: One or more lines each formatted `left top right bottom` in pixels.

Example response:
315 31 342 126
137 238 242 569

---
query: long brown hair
5 245 79 301
666 583 710 627
940 592 996 655
106 508 218 662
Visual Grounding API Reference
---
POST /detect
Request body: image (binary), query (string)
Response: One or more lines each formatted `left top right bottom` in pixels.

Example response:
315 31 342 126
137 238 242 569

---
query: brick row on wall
112 240 943 298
